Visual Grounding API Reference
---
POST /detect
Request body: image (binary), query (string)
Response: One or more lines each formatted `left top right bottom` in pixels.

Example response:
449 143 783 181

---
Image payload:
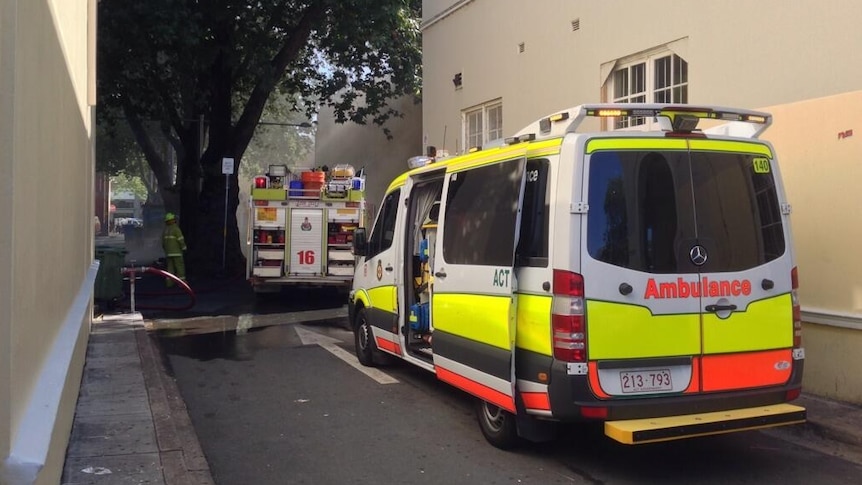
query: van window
443 158 525 266
516 158 550 267
587 150 785 274
367 189 400 259
689 152 785 272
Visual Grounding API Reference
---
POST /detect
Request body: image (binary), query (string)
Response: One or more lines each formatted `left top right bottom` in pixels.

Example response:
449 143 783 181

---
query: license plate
620 369 673 394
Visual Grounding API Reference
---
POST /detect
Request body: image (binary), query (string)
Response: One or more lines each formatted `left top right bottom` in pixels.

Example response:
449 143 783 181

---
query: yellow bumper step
605 403 806 445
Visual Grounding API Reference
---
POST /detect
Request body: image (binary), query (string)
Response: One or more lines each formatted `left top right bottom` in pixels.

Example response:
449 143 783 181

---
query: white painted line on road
320 343 399 385
295 325 342 346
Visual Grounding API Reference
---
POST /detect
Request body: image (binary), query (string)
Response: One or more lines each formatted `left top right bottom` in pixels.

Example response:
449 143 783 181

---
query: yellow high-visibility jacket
162 224 187 257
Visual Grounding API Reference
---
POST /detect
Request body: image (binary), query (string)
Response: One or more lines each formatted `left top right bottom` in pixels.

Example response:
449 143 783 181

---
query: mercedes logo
689 245 708 266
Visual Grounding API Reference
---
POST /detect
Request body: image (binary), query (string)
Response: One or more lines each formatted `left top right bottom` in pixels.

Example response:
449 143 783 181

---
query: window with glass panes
463 100 503 149
609 52 687 129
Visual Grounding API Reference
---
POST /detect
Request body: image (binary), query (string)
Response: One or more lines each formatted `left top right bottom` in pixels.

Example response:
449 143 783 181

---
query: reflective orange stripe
701 349 792 392
375 336 401 355
521 392 551 411
436 366 516 413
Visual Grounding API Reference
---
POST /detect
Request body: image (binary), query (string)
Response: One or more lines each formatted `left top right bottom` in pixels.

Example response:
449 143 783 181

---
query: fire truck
246 164 365 294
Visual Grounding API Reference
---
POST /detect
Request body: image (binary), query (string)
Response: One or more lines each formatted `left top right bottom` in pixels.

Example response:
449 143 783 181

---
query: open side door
431 157 526 413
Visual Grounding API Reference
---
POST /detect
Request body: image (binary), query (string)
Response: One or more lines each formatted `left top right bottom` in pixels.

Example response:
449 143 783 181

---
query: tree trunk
189 171 245 277
178 146 201 263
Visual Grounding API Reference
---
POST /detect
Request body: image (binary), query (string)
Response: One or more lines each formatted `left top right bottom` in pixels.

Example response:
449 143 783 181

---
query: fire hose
121 266 196 312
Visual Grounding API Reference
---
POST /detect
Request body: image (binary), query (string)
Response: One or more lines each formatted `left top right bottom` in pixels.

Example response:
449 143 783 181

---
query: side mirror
352 228 367 257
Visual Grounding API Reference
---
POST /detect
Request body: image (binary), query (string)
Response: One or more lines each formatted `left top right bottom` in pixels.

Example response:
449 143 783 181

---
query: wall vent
571 18 580 31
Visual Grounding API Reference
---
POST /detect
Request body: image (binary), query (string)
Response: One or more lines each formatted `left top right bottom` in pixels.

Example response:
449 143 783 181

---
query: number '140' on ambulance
349 104 805 449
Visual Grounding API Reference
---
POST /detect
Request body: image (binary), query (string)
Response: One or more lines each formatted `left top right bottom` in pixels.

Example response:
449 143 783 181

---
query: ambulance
246 164 365 294
348 104 806 448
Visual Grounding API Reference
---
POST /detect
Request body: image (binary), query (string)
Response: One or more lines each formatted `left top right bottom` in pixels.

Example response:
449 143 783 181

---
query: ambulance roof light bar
515 104 773 139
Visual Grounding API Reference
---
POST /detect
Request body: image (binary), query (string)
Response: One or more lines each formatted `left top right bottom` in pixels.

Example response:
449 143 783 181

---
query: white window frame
605 48 688 130
463 100 503 150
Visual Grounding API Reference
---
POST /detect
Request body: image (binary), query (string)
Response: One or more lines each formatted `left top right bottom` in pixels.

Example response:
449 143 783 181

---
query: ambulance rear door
431 156 526 413
580 138 702 398
688 141 796 392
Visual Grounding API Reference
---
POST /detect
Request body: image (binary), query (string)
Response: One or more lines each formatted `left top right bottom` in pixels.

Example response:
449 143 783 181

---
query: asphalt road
156 321 862 485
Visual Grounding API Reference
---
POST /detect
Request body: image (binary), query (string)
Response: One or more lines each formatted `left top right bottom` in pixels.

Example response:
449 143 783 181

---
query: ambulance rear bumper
547 360 805 422
604 403 806 444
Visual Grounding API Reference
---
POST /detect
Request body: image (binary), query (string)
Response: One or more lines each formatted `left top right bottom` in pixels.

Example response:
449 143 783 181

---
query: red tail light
580 406 608 419
254 176 268 189
552 270 586 362
791 267 802 348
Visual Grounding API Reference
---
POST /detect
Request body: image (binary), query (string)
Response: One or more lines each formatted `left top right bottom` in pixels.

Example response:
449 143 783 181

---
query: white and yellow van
348 104 806 448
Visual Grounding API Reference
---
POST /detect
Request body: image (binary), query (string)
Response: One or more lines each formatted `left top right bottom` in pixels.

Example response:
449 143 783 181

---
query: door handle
385 265 393 272
705 304 737 313
434 270 447 278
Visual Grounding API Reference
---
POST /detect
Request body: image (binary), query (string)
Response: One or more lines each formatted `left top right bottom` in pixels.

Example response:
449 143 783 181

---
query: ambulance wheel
354 308 377 367
476 399 520 449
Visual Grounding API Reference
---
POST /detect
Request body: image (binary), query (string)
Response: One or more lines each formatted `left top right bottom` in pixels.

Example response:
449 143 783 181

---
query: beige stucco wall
0 1 95 483
764 93 862 315
762 92 862 403
422 0 862 404
422 0 862 152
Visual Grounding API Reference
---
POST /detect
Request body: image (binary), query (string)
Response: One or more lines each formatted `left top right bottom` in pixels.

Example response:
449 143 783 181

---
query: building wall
762 92 862 403
0 1 96 483
421 0 862 151
422 0 862 403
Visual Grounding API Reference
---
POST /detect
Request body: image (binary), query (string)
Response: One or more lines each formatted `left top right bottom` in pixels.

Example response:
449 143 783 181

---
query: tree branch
123 103 173 190
231 2 326 159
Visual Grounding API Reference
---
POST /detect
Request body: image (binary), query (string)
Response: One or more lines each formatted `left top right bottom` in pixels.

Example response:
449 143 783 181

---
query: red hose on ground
120 266 196 311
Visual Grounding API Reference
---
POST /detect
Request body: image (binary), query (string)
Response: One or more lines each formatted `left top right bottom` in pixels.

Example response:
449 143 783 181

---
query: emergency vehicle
246 164 365 294
348 104 806 448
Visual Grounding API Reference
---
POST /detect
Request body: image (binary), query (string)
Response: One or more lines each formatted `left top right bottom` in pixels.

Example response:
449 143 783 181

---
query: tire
476 399 520 450
354 307 377 367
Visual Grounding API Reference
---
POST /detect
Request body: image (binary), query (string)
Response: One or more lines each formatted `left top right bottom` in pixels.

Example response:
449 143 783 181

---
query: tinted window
516 159 550 267
587 150 695 273
367 189 400 259
587 150 785 274
443 158 525 266
690 152 785 272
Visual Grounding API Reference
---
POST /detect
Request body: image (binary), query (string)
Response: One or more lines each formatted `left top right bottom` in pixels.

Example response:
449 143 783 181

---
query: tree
110 172 149 201
98 0 421 276
96 111 161 200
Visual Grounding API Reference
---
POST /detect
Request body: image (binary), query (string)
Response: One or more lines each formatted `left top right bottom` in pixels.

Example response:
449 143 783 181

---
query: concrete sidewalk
60 313 862 484
61 313 213 485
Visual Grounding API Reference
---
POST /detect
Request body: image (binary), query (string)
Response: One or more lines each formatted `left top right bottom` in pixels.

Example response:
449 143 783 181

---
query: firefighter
162 212 187 287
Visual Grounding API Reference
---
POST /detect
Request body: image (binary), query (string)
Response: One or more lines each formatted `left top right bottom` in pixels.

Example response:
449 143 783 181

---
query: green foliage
95 114 143 176
111 172 149 200
98 0 422 150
